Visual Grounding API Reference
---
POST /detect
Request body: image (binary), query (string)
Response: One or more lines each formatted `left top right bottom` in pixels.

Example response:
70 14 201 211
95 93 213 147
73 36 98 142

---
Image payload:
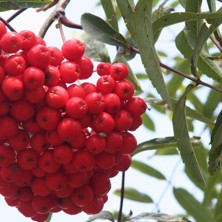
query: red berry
110 63 128 81
0 32 22 53
59 61 81 83
96 62 111 76
23 67 45 89
62 39 85 61
46 85 69 109
27 44 51 69
65 97 88 119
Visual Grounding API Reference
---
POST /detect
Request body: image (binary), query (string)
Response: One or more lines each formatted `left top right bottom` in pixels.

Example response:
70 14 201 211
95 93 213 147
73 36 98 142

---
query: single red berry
85 134 106 155
104 131 123 153
71 184 94 207
48 46 64 66
72 150 95 172
0 116 18 140
96 62 111 76
82 196 104 214
90 173 111 196
0 32 22 53
36 106 61 130
44 65 60 86
67 83 86 98
45 170 68 191
9 129 29 151
17 148 38 170
126 97 147 117
32 195 55 214
114 109 133 131
57 117 82 143
85 92 105 114
65 97 88 119
2 76 24 101
10 99 35 122
92 112 115 135
4 54 26 76
30 132 49 154
23 67 45 89
19 30 37 51
96 75 116 93
53 144 73 164
114 79 134 100
59 61 81 83
104 93 121 114
27 44 51 69
46 85 69 109
38 150 61 173
25 86 46 104
110 62 129 81
62 39 85 61
77 55 94 79
114 153 132 172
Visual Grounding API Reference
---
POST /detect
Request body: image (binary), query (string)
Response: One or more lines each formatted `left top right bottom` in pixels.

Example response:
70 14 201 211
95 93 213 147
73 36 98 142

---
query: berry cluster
0 21 146 221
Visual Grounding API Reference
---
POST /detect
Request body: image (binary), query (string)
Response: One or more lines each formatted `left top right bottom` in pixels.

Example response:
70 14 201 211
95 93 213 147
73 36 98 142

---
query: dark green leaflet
0 0 52 11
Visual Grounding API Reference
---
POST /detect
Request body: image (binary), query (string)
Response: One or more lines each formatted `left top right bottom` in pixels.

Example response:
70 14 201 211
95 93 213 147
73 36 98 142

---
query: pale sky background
0 1 211 222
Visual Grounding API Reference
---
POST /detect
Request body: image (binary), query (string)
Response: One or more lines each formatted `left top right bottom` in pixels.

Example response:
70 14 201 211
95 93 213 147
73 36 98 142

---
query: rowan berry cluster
0 21 147 221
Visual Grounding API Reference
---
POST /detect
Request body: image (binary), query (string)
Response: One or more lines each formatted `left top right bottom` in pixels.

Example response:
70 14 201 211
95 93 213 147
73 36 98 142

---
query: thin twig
38 0 70 38
58 13 82 29
57 19 66 42
6 8 27 23
118 172 125 222
210 35 222 53
160 62 222 94
0 17 16 32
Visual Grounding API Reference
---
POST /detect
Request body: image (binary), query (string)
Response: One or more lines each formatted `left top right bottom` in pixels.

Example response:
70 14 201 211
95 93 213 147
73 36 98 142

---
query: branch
210 35 222 53
118 172 125 222
38 0 71 37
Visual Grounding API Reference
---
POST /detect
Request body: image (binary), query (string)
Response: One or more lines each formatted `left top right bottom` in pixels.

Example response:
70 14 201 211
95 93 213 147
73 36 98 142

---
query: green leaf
81 13 128 48
128 212 192 222
114 187 153 203
0 0 51 11
131 160 166 180
176 30 222 82
203 89 222 119
73 32 110 63
153 11 222 37
133 0 172 108
142 113 155 131
191 7 222 75
132 136 200 156
214 190 222 222
203 171 221 207
208 110 222 174
86 211 115 222
116 0 135 34
100 0 119 31
179 101 214 127
133 136 178 156
173 188 212 222
172 84 206 189
155 147 178 155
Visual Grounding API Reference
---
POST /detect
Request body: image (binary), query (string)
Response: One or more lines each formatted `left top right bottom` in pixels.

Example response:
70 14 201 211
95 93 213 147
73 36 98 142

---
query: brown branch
210 35 222 53
38 0 71 38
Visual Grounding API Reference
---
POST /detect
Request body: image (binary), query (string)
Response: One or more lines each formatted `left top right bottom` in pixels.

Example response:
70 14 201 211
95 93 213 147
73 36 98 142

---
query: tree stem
118 172 125 222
